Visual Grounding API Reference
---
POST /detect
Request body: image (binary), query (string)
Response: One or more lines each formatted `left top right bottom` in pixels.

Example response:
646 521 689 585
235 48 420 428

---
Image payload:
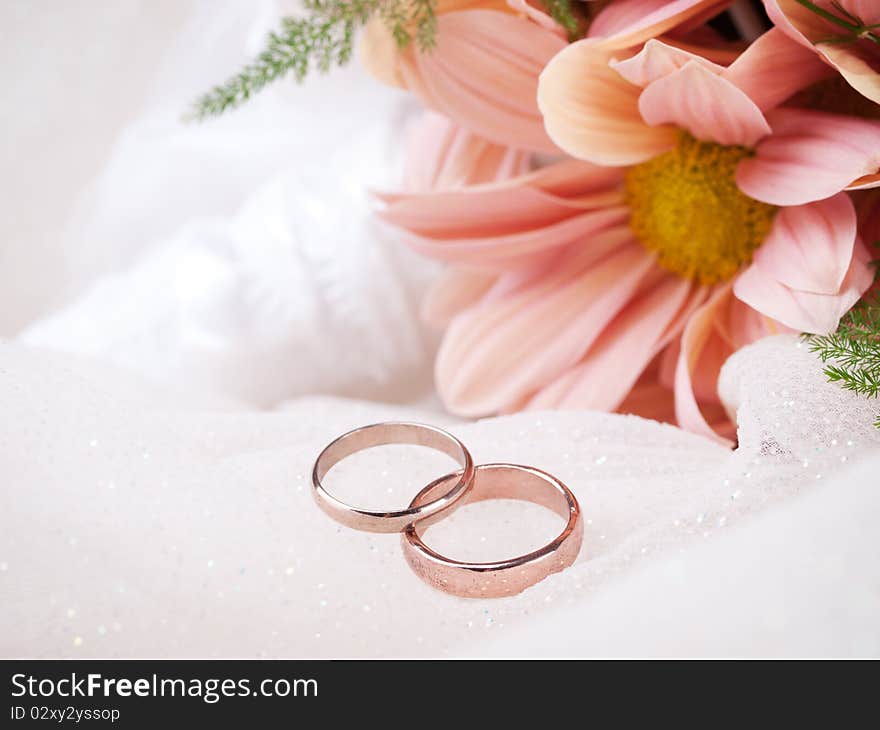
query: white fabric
476 456 880 657
2 2 879 658
11 0 438 406
1 336 879 657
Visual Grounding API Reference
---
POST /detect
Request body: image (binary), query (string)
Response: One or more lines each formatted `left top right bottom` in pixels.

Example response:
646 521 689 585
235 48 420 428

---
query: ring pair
311 422 583 598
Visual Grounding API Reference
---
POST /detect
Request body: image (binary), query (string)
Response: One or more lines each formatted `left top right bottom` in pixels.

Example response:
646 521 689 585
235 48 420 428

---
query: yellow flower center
625 133 778 285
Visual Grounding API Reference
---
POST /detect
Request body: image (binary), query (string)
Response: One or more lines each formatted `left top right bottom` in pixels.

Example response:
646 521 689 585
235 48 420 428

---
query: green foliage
189 0 595 119
381 0 436 48
543 0 580 39
805 293 880 427
794 0 880 46
190 0 436 120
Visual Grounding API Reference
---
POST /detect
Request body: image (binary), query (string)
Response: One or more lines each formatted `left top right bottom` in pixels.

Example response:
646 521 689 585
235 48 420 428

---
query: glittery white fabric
2 2 879 658
1 336 878 657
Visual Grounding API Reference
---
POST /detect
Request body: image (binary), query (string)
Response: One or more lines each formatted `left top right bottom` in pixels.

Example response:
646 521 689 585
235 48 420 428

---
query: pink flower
382 31 879 443
401 111 531 193
763 0 880 106
360 0 731 152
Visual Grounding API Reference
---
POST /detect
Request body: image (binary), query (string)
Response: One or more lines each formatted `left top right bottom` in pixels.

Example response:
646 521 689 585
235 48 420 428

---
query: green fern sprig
190 0 436 120
189 0 593 119
189 0 598 119
805 292 880 427
381 0 437 48
543 0 580 39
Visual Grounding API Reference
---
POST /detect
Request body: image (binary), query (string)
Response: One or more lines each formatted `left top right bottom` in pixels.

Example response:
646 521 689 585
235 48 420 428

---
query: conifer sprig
189 0 436 120
189 0 593 119
805 292 880 428
543 0 580 39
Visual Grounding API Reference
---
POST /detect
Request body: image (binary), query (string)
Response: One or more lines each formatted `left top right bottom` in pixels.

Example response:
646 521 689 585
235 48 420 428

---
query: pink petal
525 271 704 412
360 16 407 88
723 28 833 111
381 157 626 213
615 364 678 424
611 38 725 88
659 338 680 389
821 41 880 106
766 0 880 33
479 225 637 296
380 158 627 235
591 0 730 49
752 194 858 294
381 199 630 268
733 238 874 334
421 267 497 327
762 0 825 49
673 286 736 444
404 11 566 153
764 0 880 105
378 159 629 267
736 109 880 206
505 0 567 37
380 186 588 238
638 61 772 147
435 242 654 415
508 157 629 198
538 40 677 165
848 172 880 191
843 0 880 22
674 285 775 444
403 111 531 192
